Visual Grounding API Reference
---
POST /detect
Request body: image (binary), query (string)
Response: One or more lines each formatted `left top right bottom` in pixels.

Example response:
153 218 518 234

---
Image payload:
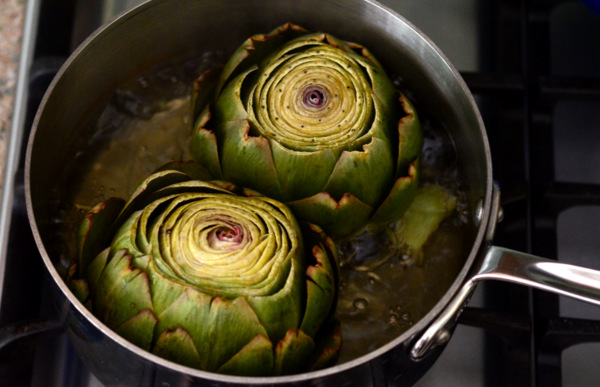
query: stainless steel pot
24 0 600 385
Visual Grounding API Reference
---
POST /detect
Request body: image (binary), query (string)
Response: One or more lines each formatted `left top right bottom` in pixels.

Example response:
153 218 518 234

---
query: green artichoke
191 23 422 239
68 165 341 376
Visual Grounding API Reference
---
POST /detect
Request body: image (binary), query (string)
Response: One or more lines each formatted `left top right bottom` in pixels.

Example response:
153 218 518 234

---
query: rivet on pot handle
411 184 600 361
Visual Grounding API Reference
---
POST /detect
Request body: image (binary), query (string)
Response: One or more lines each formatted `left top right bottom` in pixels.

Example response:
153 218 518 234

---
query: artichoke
68 165 341 376
191 23 423 239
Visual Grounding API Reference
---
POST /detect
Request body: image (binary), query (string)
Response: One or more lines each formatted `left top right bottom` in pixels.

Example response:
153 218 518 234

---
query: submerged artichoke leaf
393 184 458 264
308 318 342 371
217 334 274 376
274 329 316 376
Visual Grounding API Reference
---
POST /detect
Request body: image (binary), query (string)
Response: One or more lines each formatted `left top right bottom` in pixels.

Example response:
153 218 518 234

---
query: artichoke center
208 222 245 251
250 44 374 152
301 85 329 110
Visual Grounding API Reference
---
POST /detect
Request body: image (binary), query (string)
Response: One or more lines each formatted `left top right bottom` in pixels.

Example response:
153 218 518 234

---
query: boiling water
51 53 470 364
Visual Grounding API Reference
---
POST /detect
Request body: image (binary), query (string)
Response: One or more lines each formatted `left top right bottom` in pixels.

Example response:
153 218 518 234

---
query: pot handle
410 245 600 361
475 246 600 305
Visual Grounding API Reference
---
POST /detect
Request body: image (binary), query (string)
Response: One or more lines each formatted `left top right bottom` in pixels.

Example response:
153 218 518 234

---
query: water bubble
353 298 368 310
401 312 411 321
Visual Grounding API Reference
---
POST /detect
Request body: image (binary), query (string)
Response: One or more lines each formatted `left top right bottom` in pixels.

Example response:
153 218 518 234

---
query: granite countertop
0 0 25 192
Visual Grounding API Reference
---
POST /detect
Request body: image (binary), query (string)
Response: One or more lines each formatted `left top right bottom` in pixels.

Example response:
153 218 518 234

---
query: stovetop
1 0 599 386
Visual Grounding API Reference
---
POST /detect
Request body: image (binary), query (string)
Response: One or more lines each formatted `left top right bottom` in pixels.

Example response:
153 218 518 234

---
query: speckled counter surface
0 0 25 191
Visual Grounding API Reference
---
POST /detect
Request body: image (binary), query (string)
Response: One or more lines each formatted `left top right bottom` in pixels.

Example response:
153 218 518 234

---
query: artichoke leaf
77 197 125 276
152 159 214 182
191 68 221 124
299 244 337 338
153 327 202 369
370 160 420 224
67 262 89 304
114 309 158 351
217 334 274 376
288 193 373 240
323 137 395 208
274 329 316 376
215 22 308 96
92 249 154 329
396 93 423 176
85 247 110 294
191 107 223 179
111 170 195 234
200 297 270 372
246 257 304 343
392 184 458 264
219 120 283 199
270 139 338 202
308 318 342 371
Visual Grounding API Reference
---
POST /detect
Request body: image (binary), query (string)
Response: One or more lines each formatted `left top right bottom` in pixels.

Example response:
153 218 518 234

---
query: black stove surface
1 1 600 386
